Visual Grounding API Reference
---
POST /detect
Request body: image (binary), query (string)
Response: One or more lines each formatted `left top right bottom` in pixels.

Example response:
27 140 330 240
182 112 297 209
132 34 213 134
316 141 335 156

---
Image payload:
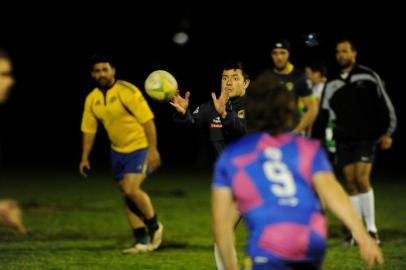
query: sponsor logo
193 107 199 114
286 82 294 91
109 96 117 103
211 124 223 128
278 197 299 207
361 156 370 162
253 257 269 264
238 110 245 119
213 117 221 124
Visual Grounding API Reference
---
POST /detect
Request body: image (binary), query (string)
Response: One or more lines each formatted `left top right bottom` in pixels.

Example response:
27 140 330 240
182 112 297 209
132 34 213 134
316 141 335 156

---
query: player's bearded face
221 69 248 98
92 63 116 89
336 42 356 69
0 58 14 104
272 49 289 70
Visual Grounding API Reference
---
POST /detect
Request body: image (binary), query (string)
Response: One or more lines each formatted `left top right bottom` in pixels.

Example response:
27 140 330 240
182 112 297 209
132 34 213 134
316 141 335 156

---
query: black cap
271 40 291 52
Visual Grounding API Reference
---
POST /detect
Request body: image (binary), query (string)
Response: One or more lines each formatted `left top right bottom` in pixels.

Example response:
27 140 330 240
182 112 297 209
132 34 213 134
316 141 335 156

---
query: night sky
0 6 404 173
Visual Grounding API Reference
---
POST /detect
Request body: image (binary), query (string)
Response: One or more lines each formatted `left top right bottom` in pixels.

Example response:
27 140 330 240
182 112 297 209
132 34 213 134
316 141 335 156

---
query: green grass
0 171 405 269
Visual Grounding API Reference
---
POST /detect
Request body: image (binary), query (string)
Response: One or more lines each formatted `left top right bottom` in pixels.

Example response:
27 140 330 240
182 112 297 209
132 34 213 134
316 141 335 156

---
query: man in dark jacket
170 61 249 270
170 61 249 155
322 39 397 245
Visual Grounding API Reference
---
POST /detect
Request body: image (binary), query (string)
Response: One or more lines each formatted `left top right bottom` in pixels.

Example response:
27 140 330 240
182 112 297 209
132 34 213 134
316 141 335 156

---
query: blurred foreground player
212 73 383 270
171 61 250 269
0 49 27 234
79 55 162 253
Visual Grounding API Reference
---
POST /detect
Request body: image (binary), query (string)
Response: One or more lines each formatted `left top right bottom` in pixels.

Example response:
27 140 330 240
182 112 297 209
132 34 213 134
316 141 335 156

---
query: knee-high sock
350 195 362 219
125 197 144 220
359 189 378 233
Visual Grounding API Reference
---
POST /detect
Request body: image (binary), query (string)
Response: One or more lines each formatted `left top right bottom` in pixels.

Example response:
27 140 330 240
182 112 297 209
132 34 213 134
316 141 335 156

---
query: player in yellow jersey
79 55 163 254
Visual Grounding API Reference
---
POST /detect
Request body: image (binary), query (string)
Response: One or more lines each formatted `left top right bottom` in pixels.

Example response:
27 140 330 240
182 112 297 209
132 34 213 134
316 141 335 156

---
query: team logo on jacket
286 82 294 91
238 110 245 119
193 107 199 114
211 116 222 128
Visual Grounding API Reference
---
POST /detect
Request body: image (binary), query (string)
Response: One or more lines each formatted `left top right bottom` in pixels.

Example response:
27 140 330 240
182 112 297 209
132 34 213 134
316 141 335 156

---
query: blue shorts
247 258 322 270
111 148 150 181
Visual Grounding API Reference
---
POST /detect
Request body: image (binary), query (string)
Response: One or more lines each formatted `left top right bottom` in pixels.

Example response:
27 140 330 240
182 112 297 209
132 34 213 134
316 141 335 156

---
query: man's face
271 48 290 70
336 42 357 69
0 58 14 104
221 69 249 98
91 62 116 89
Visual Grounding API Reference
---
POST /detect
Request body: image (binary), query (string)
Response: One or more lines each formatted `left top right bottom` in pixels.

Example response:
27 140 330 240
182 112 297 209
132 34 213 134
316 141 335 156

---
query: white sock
359 189 378 233
214 243 237 270
350 195 362 218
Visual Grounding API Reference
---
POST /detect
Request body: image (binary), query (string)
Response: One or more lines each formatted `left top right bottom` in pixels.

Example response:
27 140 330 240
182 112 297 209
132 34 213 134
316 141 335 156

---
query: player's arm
172 91 209 128
142 119 161 171
373 73 397 150
121 86 162 171
313 172 384 268
294 95 318 134
212 187 239 270
80 133 95 177
211 90 246 135
80 96 98 177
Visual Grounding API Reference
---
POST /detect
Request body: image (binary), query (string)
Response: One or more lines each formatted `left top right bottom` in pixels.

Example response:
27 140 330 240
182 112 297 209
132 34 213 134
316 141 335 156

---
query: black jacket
173 96 246 155
322 64 397 141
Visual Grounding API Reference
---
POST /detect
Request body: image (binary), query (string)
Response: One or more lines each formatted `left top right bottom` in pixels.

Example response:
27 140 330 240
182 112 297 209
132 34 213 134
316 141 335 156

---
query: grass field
0 170 405 269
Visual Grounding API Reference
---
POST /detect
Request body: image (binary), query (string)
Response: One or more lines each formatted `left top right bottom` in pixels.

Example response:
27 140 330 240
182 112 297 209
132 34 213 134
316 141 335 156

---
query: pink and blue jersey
213 132 332 264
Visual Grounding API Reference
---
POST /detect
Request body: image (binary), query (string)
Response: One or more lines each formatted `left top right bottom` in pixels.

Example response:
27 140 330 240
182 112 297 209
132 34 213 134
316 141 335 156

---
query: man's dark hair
223 61 249 80
90 54 115 70
307 59 327 77
337 38 357 52
246 73 299 135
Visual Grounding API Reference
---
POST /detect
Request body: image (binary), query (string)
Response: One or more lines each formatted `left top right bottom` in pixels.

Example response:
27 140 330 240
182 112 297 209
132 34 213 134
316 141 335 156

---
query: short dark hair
246 73 299 135
307 59 327 77
223 61 249 80
90 54 115 70
337 38 357 52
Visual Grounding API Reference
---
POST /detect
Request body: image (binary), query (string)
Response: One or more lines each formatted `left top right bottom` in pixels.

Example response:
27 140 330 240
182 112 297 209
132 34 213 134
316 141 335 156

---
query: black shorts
336 140 377 167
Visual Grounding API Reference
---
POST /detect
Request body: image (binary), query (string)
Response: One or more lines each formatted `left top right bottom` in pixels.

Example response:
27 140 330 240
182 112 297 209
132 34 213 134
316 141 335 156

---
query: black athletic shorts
336 140 377 167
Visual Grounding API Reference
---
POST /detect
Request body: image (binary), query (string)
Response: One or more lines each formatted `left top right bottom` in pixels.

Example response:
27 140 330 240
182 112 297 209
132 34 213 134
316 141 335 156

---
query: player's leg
119 173 163 250
122 205 150 254
355 161 379 243
214 201 240 270
354 140 380 243
337 141 362 218
342 164 361 216
0 199 27 234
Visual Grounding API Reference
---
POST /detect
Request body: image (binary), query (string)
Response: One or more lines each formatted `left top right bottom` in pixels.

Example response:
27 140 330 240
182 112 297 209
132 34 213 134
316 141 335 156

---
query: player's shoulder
291 67 305 78
292 134 321 149
354 64 376 75
223 132 265 157
85 88 100 101
116 80 142 94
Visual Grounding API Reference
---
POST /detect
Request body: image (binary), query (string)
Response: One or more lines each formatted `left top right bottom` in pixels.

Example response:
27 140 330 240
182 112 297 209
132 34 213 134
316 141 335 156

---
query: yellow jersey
81 80 154 153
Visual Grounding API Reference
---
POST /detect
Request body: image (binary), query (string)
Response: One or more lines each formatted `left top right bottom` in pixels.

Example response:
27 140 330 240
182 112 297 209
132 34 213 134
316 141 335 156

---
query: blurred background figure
264 39 318 135
0 49 27 234
305 60 329 140
0 49 14 103
0 199 27 234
